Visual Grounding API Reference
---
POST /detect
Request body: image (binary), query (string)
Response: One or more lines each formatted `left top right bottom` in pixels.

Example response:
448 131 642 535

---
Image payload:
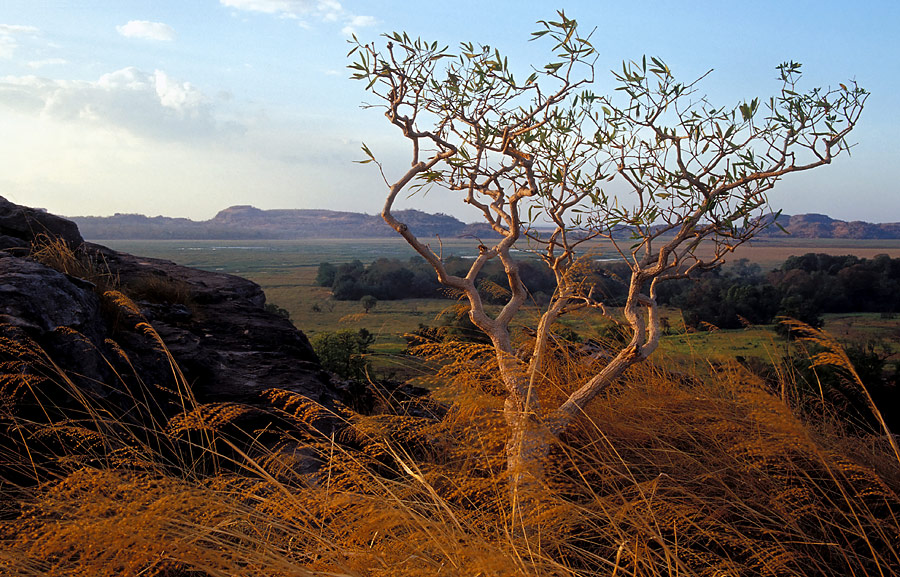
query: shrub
311 328 375 380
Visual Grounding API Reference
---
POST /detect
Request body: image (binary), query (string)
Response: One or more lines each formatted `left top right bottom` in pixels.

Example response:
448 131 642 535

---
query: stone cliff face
92 244 332 403
0 195 339 430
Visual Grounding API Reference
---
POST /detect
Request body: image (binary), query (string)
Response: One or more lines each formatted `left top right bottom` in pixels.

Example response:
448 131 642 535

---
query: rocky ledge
0 195 340 435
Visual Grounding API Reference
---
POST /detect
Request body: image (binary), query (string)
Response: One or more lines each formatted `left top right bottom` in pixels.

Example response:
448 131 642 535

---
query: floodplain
97 236 900 377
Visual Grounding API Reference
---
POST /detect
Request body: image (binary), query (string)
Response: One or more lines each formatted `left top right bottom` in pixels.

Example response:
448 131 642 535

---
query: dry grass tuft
122 273 194 306
29 234 118 293
780 318 900 464
1 318 899 576
168 402 259 433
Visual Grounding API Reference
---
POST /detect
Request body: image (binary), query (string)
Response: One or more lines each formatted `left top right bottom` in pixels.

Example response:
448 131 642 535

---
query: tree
349 12 866 523
360 294 377 314
311 328 376 381
264 302 292 320
315 262 337 287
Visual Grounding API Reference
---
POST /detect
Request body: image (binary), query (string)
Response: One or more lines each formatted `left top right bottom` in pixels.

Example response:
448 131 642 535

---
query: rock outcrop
0 195 339 429
0 196 83 249
94 244 331 403
756 213 900 239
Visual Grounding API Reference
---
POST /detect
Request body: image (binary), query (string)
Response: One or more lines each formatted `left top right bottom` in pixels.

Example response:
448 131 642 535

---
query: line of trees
660 253 900 330
316 258 442 300
318 253 900 332
316 257 562 303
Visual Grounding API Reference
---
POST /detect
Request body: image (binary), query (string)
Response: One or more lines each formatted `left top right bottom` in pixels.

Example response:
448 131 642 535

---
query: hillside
72 206 494 240
71 206 900 240
760 213 900 239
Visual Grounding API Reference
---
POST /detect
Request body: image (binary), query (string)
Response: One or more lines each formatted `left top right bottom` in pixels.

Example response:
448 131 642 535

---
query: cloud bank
0 67 226 142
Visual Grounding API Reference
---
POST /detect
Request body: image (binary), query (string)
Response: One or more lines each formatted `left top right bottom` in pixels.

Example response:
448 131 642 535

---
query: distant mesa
71 206 496 240
756 213 900 239
68 206 900 240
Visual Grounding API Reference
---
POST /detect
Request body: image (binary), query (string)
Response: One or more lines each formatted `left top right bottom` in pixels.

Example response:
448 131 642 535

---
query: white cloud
0 23 40 59
27 58 67 69
221 0 302 15
0 103 389 221
116 20 176 42
0 67 228 142
341 14 377 36
153 70 205 112
316 0 342 22
0 24 39 35
220 0 376 34
0 36 15 59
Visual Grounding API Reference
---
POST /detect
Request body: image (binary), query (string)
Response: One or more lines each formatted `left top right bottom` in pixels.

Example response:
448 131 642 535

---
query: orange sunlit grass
2 312 898 576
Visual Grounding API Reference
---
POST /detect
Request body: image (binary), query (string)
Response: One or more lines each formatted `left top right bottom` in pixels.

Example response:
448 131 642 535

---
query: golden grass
29 233 118 293
122 273 194 306
1 314 898 576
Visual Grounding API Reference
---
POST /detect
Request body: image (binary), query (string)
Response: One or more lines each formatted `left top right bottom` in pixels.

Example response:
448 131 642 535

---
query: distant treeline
659 253 900 329
317 253 900 329
315 257 560 302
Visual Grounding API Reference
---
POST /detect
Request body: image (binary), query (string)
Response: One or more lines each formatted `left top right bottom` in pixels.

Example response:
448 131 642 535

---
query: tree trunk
490 340 552 535
504 396 552 536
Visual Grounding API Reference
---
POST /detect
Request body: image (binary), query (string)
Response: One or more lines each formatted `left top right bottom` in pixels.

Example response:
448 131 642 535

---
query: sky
0 0 898 223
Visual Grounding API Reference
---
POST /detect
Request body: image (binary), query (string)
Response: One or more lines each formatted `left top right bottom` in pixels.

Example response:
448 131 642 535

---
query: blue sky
0 1 897 222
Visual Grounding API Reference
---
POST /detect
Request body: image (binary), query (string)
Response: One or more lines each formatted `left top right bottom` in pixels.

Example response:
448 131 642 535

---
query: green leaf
355 143 377 164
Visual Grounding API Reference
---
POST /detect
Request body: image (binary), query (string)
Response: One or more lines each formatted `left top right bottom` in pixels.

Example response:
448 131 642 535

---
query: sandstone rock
0 201 340 426
0 195 84 248
89 244 333 403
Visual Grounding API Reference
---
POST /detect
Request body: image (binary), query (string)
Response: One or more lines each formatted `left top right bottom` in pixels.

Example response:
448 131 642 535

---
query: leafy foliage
311 328 375 380
317 256 625 305
265 302 292 319
319 258 440 300
360 294 377 313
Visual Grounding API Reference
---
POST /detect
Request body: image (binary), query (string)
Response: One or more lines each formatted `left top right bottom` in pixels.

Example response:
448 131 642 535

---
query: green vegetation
316 257 560 303
265 302 292 320
311 328 376 380
316 252 900 334
659 253 900 331
360 295 377 314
